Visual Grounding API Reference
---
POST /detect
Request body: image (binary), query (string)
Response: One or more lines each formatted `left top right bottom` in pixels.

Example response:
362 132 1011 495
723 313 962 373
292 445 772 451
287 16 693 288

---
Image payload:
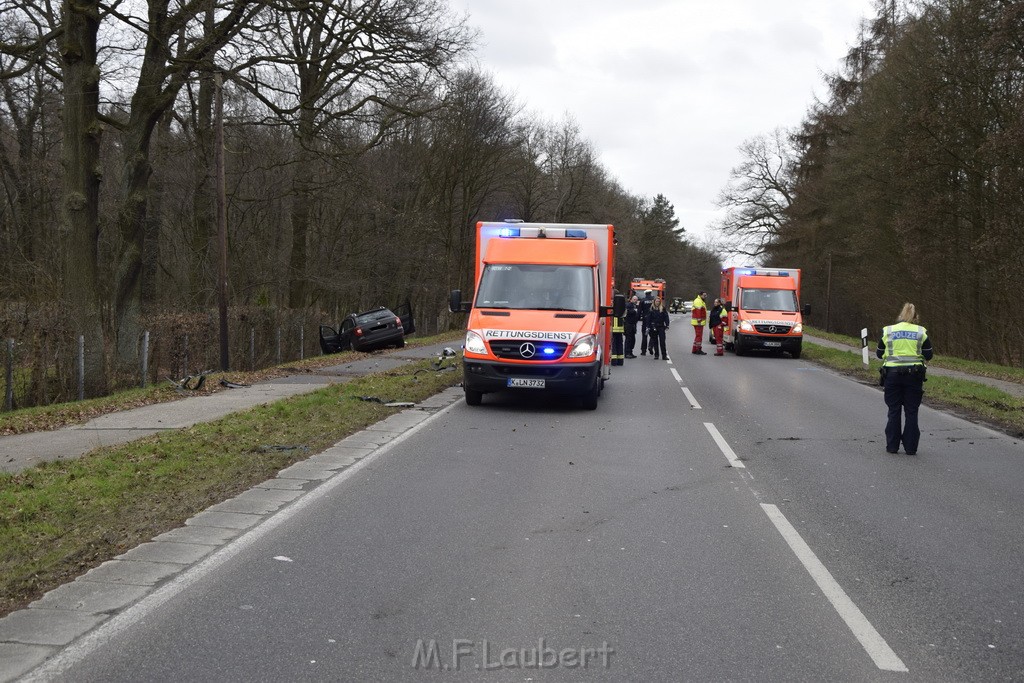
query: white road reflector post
861 327 870 368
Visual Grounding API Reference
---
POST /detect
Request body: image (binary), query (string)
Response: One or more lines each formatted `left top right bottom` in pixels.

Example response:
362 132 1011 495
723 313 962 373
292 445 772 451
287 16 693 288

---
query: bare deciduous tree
715 128 796 259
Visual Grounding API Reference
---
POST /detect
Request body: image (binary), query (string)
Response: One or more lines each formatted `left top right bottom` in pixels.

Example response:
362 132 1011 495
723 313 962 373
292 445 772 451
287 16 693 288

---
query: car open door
339 318 356 350
394 300 415 336
319 325 342 354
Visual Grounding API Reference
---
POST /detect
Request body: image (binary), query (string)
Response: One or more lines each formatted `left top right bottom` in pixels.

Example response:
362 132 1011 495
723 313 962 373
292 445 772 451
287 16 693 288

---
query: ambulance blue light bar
735 268 789 276
496 227 587 239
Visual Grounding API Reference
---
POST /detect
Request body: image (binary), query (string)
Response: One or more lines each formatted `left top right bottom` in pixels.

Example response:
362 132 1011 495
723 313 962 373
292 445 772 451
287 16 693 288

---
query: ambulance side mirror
449 290 471 313
802 303 811 315
602 293 626 318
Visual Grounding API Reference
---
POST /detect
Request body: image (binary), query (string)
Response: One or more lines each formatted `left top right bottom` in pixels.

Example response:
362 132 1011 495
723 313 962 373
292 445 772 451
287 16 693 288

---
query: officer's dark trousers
650 328 667 358
625 331 636 356
640 325 649 354
883 369 925 453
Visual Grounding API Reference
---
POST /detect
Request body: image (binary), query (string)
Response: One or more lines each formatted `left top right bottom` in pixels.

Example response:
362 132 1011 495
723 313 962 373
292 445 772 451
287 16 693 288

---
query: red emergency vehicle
720 267 808 358
449 222 625 408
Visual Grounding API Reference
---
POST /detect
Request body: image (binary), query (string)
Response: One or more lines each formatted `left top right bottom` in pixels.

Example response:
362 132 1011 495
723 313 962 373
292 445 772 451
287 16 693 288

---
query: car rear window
356 309 394 325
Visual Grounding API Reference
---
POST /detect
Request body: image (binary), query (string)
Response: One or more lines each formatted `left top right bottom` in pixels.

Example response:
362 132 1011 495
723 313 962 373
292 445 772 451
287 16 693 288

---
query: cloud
452 0 875 238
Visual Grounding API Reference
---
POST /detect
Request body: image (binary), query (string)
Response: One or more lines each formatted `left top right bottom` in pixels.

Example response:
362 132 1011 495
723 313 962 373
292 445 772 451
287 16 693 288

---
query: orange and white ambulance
720 267 809 358
449 221 624 409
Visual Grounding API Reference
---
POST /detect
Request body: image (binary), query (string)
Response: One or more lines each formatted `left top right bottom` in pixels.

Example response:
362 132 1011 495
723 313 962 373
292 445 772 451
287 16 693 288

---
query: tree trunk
60 0 107 396
142 111 173 309
287 108 315 309
113 126 155 364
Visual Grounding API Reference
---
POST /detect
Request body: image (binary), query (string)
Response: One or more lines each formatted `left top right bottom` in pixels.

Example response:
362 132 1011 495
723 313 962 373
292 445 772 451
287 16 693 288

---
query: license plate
763 341 782 348
507 378 545 389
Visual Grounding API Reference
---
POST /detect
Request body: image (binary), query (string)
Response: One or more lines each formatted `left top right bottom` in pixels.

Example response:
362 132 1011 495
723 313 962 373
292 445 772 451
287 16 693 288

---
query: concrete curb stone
0 378 463 682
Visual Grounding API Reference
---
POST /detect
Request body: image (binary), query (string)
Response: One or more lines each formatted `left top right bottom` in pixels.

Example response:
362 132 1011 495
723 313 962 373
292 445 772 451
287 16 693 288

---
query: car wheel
734 336 746 356
790 344 801 359
395 338 406 349
465 388 483 406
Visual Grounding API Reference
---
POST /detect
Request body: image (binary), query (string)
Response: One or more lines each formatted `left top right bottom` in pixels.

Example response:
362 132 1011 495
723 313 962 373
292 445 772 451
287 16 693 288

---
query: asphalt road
35 318 1024 681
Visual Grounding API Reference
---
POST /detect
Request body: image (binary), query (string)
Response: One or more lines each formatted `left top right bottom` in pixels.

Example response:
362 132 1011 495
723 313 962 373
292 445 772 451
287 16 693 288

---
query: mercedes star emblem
520 342 536 358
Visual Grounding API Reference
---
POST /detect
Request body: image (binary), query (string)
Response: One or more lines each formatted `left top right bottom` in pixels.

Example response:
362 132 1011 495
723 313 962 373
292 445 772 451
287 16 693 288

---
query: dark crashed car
319 303 415 353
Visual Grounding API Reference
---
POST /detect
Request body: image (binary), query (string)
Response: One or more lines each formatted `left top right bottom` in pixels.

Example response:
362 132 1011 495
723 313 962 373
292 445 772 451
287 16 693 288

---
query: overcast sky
449 0 876 244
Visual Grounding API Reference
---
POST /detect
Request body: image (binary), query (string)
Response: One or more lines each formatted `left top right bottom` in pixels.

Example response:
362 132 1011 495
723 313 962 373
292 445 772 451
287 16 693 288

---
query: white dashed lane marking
669 369 702 409
704 422 743 468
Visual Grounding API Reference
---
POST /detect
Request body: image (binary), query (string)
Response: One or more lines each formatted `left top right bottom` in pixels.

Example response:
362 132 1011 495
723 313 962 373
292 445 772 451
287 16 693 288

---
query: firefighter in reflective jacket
876 302 933 455
691 291 708 355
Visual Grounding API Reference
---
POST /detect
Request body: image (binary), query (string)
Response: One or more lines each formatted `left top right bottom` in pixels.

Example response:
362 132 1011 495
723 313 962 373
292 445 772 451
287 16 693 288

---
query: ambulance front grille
489 341 569 360
753 324 792 334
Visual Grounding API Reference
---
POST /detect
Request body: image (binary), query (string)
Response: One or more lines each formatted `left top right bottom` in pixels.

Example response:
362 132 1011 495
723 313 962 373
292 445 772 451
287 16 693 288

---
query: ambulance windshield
741 288 798 312
475 264 595 311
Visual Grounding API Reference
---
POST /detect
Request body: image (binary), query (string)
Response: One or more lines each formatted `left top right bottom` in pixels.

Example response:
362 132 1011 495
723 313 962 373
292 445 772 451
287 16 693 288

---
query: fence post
276 327 282 365
250 327 255 370
299 325 304 361
78 335 85 401
4 339 13 411
140 330 150 388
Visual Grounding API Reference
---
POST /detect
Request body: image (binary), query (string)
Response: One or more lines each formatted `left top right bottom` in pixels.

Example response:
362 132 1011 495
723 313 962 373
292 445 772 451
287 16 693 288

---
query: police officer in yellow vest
876 303 933 455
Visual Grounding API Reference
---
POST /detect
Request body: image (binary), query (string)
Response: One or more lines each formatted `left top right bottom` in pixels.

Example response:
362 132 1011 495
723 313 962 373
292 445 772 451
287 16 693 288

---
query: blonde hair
652 298 664 311
897 303 917 323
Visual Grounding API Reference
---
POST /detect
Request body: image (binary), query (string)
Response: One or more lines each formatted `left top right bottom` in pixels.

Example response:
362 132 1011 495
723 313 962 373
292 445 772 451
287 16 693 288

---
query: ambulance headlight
792 323 803 334
464 331 487 355
568 335 596 358
739 321 754 332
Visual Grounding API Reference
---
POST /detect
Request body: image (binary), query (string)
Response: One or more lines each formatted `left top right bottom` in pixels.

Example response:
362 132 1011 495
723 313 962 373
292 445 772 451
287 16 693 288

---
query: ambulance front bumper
462 359 600 394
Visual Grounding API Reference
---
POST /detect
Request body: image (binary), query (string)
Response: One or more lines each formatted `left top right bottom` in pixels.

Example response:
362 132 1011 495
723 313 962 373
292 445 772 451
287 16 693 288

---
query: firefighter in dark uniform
709 298 727 356
624 295 639 358
639 290 654 355
876 302 933 455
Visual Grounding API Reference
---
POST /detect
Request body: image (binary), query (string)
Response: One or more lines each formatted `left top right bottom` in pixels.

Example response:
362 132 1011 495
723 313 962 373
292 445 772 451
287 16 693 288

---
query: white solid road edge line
23 395 464 682
760 503 909 673
703 422 743 468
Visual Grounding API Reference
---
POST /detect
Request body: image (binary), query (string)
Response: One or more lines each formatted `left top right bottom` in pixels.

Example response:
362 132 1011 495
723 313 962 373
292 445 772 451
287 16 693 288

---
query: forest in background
716 0 1024 365
0 0 719 402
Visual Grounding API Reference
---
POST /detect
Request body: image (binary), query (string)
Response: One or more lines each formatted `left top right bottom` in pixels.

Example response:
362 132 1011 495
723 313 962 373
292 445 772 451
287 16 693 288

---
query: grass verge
804 325 1024 385
803 342 1024 436
0 330 463 435
0 356 463 618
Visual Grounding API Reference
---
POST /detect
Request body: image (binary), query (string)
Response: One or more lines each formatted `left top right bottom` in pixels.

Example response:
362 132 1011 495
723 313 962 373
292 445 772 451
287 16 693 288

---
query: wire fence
1 306 325 412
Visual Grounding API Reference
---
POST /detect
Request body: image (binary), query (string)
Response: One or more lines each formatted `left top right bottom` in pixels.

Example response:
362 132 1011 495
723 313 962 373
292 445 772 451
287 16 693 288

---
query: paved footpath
1 342 457 474
0 341 464 682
